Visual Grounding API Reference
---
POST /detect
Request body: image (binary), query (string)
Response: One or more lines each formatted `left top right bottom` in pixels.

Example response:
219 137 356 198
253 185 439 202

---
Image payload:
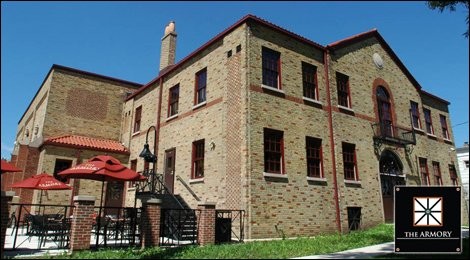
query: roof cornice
126 14 326 101
420 89 450 105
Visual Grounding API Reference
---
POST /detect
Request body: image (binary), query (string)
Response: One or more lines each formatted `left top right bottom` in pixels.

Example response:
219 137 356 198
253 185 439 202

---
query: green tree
427 1 469 38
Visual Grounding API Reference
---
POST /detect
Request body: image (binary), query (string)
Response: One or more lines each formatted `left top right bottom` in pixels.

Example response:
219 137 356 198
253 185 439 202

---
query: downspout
324 49 342 234
154 77 164 173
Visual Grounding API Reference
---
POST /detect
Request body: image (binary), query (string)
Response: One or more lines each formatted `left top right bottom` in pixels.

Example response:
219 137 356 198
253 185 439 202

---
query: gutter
154 77 164 172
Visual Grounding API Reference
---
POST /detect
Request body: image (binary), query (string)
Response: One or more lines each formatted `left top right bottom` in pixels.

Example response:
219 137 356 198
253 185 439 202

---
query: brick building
2 65 141 212
123 15 466 239
4 14 467 240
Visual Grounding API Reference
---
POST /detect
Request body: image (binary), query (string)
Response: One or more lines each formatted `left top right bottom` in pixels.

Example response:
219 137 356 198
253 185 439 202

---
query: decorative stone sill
131 131 140 137
189 178 204 184
306 177 327 182
192 101 207 110
344 179 361 185
413 127 425 134
337 105 355 113
302 97 323 106
261 84 285 94
443 138 453 143
166 114 179 122
263 172 288 178
426 133 437 138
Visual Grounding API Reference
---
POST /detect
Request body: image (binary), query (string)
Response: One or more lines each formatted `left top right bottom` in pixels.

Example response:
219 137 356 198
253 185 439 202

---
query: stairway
155 193 191 209
157 193 198 245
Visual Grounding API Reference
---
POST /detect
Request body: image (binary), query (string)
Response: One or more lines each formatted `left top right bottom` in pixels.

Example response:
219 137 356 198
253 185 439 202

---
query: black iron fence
160 208 199 247
5 203 244 252
6 203 73 250
215 210 245 244
91 206 142 249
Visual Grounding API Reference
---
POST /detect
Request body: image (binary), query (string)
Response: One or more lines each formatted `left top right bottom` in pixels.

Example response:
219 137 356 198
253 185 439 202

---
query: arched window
379 150 403 175
376 86 393 137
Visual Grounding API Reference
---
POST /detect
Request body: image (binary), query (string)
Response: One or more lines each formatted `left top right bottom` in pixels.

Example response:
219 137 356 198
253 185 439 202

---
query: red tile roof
43 135 129 154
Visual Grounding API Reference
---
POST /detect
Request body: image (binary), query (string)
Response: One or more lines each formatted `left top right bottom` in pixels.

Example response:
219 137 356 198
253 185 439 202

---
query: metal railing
136 169 185 209
372 122 416 145
91 206 142 249
6 203 73 250
176 175 201 201
215 210 245 244
160 208 199 246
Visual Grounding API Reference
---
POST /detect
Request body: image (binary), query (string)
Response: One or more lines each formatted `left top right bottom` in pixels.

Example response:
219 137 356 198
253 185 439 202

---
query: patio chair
92 216 111 246
28 215 48 248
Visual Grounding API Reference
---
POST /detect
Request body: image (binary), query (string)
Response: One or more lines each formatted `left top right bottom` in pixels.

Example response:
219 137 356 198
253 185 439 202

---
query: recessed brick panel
66 88 108 121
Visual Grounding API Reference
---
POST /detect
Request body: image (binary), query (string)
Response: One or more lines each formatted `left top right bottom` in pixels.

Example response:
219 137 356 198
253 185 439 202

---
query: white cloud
1 142 14 159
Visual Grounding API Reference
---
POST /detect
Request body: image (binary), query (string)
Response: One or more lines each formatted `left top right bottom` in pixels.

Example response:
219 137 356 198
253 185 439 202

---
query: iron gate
215 210 244 244
159 209 199 246
91 206 142 249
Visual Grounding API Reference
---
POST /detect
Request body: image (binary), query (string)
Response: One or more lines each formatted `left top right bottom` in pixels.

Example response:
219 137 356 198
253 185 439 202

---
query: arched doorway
379 150 405 222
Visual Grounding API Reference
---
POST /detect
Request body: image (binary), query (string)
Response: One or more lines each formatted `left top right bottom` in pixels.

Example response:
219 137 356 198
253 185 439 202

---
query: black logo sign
395 186 461 254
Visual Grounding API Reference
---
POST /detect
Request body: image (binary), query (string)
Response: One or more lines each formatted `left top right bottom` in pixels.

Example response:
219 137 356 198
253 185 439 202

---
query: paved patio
3 227 138 258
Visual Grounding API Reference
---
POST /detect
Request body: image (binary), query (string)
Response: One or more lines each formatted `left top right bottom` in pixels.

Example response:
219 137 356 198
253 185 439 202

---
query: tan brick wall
246 23 337 239
43 68 137 140
155 25 248 210
15 73 52 150
122 83 159 207
326 36 460 230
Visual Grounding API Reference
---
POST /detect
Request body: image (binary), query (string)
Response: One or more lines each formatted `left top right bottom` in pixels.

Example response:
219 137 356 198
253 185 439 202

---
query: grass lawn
38 223 394 259
26 224 467 259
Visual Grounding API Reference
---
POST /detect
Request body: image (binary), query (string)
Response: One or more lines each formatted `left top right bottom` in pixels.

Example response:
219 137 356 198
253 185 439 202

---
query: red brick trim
371 78 398 125
160 97 223 128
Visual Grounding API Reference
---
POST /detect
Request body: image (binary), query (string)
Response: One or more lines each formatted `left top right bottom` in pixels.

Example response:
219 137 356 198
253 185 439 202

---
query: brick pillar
141 198 162 249
70 195 95 252
1 191 15 259
197 202 216 246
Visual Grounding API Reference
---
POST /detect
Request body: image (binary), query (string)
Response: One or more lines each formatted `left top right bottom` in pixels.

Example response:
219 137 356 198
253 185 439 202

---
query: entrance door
379 150 405 222
105 181 124 216
164 149 176 194
380 174 405 222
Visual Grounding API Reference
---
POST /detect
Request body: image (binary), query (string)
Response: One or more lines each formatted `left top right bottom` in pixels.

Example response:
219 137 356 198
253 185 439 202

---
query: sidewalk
293 227 469 259
293 242 395 259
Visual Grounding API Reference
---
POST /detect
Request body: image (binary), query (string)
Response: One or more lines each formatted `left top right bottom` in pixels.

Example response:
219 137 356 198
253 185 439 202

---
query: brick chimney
160 21 177 72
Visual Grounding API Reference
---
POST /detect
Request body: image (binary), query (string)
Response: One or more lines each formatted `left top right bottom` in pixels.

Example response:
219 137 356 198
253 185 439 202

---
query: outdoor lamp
139 143 157 163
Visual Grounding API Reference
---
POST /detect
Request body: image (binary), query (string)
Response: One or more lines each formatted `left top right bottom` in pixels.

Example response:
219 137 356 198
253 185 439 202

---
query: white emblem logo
413 197 443 226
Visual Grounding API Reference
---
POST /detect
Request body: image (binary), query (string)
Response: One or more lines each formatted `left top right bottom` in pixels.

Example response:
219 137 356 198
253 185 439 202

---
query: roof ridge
327 28 378 48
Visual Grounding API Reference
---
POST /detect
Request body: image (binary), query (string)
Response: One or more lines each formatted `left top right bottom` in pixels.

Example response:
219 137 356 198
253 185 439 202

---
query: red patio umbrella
58 155 146 182
57 155 146 211
57 155 145 247
11 173 71 206
1 159 22 174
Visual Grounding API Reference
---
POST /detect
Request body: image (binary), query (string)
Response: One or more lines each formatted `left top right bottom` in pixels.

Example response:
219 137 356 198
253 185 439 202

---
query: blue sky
1 1 468 159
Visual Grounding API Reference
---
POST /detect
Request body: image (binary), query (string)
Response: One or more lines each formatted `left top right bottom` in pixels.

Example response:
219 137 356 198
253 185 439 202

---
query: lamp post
139 125 157 194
